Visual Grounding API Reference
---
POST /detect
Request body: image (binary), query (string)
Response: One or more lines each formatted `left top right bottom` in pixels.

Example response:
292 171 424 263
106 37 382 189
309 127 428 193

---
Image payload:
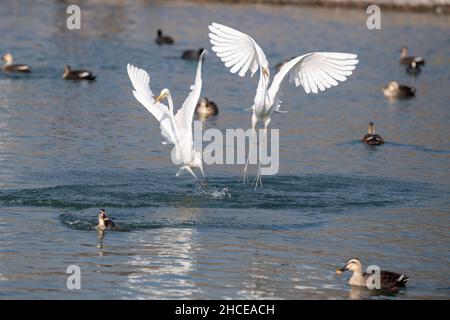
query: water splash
203 187 231 199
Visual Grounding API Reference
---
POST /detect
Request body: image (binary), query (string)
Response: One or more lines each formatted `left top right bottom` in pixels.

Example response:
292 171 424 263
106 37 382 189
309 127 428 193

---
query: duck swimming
95 209 116 231
182 48 204 61
2 53 31 72
406 61 421 76
400 47 425 66
63 65 96 80
195 97 218 119
155 29 174 45
337 258 409 290
362 122 384 145
383 81 415 99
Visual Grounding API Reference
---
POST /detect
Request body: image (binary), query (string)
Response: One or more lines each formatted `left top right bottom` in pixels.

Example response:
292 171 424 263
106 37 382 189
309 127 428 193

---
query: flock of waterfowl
360 47 424 146
155 29 219 118
2 23 416 293
1 52 98 80
95 207 409 291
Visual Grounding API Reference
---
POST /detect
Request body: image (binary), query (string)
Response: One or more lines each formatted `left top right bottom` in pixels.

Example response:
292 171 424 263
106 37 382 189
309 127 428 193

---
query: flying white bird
127 50 207 190
208 22 359 187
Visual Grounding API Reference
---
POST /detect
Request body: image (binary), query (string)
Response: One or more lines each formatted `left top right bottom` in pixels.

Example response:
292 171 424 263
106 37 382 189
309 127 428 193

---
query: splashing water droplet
202 187 231 199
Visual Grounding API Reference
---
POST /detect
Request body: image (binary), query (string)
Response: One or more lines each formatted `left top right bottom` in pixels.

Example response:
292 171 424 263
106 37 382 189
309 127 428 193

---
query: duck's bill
336 265 347 274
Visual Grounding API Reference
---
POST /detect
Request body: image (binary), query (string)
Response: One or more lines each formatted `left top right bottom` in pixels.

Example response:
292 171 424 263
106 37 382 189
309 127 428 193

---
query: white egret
127 50 207 190
208 22 359 187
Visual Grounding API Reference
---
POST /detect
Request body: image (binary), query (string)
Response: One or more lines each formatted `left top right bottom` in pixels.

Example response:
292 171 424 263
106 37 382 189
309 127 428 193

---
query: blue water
0 0 449 299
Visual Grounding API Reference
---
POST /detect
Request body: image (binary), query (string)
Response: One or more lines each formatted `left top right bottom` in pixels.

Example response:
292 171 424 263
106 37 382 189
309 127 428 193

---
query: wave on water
0 173 438 211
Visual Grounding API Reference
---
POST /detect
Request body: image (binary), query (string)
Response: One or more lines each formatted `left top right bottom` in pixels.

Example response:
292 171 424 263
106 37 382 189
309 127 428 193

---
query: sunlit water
0 0 449 299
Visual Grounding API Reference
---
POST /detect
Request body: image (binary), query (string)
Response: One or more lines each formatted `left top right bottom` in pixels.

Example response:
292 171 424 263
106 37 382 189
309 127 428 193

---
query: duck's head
368 122 375 135
197 98 218 117
157 29 163 37
400 47 408 57
2 53 13 64
63 65 71 77
385 81 399 92
98 208 108 221
336 258 363 274
154 88 170 103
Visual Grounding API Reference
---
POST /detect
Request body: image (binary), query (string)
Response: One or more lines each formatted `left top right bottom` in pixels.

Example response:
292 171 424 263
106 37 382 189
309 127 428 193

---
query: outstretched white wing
175 50 206 131
268 52 359 102
127 64 177 145
208 22 268 77
174 50 206 165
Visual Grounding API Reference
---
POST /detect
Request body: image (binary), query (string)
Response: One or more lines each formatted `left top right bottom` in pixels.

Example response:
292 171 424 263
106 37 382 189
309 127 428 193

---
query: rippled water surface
0 0 449 299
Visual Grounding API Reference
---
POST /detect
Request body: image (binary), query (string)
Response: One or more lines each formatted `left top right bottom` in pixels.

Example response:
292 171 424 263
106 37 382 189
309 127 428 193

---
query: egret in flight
208 23 359 187
127 50 207 190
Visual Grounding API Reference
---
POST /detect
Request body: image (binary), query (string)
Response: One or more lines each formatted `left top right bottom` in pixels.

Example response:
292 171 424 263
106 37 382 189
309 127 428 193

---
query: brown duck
196 97 218 119
400 47 425 66
383 81 415 99
63 65 96 80
2 53 31 72
96 209 116 231
362 122 384 145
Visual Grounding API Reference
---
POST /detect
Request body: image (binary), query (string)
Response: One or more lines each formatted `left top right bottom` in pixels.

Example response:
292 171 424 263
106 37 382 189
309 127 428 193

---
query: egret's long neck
166 92 180 141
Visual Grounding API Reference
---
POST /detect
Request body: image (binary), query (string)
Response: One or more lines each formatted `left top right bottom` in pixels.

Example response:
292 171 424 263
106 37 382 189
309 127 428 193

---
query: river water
0 0 449 299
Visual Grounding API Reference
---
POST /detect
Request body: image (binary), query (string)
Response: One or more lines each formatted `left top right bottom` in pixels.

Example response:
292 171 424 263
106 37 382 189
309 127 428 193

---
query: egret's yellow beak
154 92 165 103
262 67 269 78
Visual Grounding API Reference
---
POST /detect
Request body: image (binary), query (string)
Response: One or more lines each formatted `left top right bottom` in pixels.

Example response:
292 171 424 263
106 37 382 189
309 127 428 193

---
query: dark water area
0 0 449 299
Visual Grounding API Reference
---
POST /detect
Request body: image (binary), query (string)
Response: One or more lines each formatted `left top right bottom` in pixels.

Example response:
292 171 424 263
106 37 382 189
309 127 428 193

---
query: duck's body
2 53 31 73
406 61 421 76
337 258 409 290
156 29 174 45
196 97 218 118
95 209 116 231
400 47 425 66
182 48 204 61
63 65 96 80
383 81 415 99
362 122 384 145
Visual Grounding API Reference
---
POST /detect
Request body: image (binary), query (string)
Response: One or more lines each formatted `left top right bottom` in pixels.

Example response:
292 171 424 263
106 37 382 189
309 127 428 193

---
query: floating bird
155 29 174 45
63 65 96 80
182 48 205 61
127 51 207 190
208 22 358 187
196 97 218 119
1 53 31 72
362 122 384 145
400 47 425 66
336 258 409 290
96 209 116 231
406 61 421 76
383 81 415 99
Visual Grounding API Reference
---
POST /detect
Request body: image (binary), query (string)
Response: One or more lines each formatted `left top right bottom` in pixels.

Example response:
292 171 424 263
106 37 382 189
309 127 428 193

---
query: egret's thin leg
253 118 270 189
186 166 209 192
241 114 257 183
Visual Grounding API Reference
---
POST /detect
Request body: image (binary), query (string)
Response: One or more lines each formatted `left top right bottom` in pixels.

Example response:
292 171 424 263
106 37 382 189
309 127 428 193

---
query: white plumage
127 50 207 189
208 22 359 186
